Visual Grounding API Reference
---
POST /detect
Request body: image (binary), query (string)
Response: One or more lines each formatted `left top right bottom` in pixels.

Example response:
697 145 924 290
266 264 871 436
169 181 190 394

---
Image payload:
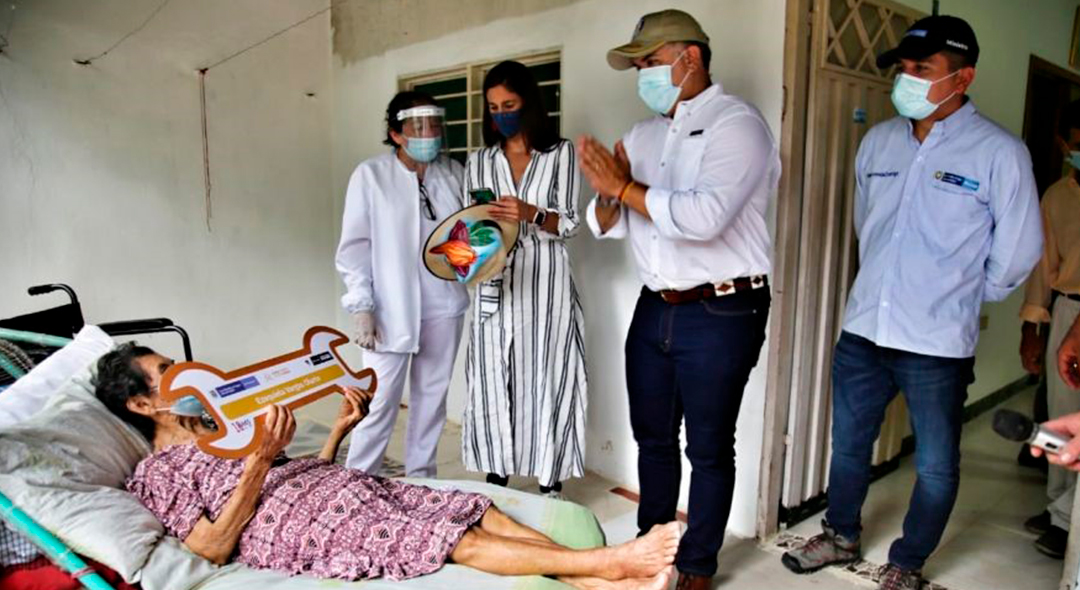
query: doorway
761 1 1080 588
757 0 923 536
1020 54 1080 590
1022 55 1080 196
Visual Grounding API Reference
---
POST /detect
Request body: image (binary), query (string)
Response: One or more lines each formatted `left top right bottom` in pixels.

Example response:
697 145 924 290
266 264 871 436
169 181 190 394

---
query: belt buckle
660 290 676 303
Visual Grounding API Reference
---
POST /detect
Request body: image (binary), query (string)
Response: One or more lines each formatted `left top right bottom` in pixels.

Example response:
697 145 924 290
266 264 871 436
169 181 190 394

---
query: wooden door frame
756 0 814 540
1022 54 1080 141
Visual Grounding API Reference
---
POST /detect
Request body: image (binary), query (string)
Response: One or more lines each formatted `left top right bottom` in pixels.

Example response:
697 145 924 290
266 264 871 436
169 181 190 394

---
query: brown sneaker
781 520 861 574
877 563 923 590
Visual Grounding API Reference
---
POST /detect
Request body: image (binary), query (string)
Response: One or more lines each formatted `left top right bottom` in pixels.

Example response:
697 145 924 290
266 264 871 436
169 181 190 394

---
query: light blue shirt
843 100 1043 358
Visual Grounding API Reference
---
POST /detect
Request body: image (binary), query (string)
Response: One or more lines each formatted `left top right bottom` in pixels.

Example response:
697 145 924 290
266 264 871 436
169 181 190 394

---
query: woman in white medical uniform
335 91 469 477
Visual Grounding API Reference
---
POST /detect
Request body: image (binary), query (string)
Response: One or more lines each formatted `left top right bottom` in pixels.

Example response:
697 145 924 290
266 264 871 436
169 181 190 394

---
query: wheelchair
0 283 192 386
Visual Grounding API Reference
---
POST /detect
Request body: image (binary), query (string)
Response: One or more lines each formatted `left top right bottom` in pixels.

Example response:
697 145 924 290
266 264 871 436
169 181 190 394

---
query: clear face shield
396 105 447 164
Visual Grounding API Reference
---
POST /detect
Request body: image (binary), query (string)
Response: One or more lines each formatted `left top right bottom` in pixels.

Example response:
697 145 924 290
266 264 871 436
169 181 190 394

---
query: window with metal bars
400 50 562 165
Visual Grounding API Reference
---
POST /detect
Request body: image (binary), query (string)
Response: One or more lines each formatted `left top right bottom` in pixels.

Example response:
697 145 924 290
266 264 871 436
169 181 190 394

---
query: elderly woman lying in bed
93 343 678 590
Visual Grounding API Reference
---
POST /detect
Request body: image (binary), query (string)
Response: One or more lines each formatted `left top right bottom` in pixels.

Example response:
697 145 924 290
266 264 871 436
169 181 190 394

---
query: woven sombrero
423 203 519 285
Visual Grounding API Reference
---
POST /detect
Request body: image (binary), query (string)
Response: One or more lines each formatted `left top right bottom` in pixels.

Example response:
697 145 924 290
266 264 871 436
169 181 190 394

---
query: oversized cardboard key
158 326 377 458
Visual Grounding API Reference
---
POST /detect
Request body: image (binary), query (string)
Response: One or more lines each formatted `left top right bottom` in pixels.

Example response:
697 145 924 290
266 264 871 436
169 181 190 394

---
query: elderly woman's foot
561 565 676 590
602 522 680 580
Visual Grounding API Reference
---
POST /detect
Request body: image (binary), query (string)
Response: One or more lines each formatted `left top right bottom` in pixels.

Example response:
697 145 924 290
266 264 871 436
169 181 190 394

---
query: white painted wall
331 0 785 537
0 1 337 371
895 0 1080 403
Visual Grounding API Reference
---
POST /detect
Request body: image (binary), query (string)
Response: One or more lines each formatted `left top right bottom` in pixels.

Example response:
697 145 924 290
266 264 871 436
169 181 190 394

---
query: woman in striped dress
461 61 588 496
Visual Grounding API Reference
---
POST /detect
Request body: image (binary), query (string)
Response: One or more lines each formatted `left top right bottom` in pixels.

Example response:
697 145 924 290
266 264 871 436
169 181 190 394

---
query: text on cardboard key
157 326 377 458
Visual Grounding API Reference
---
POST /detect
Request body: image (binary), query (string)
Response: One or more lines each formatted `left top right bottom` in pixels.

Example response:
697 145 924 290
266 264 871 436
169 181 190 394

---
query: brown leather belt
658 275 769 304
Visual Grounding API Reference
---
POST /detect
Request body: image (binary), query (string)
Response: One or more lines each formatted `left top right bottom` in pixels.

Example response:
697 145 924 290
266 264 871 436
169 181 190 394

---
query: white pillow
0 362 162 581
139 536 224 590
0 325 113 428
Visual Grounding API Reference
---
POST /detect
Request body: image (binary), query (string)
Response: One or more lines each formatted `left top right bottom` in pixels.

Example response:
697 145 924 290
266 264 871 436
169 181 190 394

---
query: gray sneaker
781 520 861 574
877 563 923 590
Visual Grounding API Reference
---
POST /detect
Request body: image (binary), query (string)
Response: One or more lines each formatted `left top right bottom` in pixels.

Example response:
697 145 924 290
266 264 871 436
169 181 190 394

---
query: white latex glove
353 311 378 350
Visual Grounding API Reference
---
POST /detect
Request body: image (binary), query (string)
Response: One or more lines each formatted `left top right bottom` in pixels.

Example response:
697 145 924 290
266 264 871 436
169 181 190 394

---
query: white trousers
345 315 464 478
1048 297 1080 530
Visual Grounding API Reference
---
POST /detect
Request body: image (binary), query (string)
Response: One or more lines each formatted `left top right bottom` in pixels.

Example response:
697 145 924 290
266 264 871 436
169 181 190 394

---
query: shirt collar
934 98 977 135
673 82 722 119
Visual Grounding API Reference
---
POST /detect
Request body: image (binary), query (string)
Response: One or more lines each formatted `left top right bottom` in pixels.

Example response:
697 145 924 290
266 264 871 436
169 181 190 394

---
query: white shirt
843 100 1042 358
336 152 469 354
586 83 780 291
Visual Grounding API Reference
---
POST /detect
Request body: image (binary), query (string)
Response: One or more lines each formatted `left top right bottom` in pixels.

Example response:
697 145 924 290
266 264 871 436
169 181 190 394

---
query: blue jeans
825 331 973 571
625 287 770 576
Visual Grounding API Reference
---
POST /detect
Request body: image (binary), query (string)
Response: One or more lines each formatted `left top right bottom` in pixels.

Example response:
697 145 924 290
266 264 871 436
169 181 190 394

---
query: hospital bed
0 286 604 590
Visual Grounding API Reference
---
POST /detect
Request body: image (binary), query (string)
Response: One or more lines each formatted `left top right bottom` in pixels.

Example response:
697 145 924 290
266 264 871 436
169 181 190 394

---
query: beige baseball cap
607 9 710 70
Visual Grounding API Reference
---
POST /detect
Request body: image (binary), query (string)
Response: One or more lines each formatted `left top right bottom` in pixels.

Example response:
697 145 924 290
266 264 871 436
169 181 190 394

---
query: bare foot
638 564 675 590
560 565 675 590
601 522 680 579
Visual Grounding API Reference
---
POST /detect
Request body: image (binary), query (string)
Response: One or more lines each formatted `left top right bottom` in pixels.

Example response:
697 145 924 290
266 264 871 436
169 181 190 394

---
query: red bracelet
616 180 634 202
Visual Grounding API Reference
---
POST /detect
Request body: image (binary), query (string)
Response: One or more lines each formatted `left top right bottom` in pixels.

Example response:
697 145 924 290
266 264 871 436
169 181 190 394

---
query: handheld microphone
992 409 1070 454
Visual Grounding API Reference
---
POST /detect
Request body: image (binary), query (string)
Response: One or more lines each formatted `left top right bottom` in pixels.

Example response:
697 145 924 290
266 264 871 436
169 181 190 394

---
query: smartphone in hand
470 188 496 204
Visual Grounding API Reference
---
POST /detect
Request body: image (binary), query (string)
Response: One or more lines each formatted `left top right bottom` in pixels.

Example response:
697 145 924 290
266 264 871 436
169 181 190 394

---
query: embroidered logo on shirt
934 170 980 191
866 171 900 178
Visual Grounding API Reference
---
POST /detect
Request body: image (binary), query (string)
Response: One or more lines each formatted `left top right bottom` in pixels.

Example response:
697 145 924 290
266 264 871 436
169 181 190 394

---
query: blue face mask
153 394 206 418
491 110 522 138
403 136 441 163
890 71 959 121
1068 151 1080 170
637 50 690 115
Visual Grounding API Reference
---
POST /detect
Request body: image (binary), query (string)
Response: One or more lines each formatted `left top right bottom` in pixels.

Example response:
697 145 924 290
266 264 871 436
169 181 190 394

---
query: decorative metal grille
823 0 919 81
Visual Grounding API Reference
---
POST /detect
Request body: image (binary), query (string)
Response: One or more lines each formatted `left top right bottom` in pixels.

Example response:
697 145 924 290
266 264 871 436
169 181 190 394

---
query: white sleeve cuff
341 291 375 315
586 197 628 240
554 209 580 239
644 187 681 239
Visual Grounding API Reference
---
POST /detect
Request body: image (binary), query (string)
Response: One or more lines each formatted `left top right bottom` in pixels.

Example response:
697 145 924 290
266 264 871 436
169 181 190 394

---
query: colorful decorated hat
424 203 519 285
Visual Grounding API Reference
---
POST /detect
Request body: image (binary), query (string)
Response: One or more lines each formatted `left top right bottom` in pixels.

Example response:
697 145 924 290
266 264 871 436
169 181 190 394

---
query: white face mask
637 49 691 115
150 394 206 417
890 70 960 120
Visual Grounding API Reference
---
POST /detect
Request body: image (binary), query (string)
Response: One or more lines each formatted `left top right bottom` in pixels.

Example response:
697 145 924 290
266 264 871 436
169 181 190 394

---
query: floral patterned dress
126 444 491 581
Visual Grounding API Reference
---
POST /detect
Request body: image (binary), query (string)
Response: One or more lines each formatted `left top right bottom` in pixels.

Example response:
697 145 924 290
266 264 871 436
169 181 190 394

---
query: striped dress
461 139 588 487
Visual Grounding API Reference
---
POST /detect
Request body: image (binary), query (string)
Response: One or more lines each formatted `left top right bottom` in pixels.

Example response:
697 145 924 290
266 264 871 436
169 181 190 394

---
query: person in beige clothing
1019 102 1080 558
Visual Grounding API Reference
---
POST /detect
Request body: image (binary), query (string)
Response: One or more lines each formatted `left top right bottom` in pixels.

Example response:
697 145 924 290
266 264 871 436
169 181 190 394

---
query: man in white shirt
781 16 1042 590
578 9 779 589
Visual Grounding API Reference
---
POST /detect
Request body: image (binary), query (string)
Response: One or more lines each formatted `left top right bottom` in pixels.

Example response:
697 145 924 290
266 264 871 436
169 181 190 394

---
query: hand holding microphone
994 409 1080 470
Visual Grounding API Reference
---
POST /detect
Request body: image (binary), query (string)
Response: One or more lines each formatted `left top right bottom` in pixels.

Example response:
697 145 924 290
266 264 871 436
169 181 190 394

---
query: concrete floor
785 387 1062 590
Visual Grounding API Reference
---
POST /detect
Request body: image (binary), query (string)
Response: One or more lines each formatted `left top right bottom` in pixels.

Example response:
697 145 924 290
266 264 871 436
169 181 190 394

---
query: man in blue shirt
782 15 1042 590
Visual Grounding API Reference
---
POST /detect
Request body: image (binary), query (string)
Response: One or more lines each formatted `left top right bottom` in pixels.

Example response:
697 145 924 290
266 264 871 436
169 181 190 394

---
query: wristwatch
532 208 548 226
